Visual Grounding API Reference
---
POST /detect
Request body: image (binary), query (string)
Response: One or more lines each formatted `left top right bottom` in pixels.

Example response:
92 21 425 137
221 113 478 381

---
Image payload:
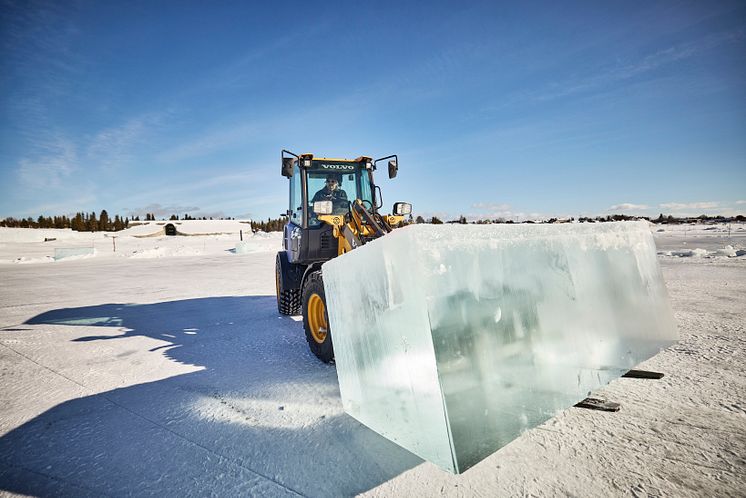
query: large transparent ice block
322 221 678 473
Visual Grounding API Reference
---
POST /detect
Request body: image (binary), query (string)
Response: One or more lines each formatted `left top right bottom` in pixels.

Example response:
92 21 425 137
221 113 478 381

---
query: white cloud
16 136 78 190
86 113 165 170
155 123 263 164
468 202 519 220
609 203 649 211
514 28 743 105
125 203 202 219
428 202 549 222
736 200 746 205
659 201 719 210
472 202 512 212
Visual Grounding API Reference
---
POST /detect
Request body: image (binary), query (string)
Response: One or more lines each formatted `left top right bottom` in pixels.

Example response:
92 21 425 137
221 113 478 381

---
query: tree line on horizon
2 211 743 233
251 218 284 232
0 210 242 231
0 210 130 231
418 212 745 225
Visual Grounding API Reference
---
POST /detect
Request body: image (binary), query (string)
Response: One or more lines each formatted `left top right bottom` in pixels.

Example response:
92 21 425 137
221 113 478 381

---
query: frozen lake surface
0 225 744 496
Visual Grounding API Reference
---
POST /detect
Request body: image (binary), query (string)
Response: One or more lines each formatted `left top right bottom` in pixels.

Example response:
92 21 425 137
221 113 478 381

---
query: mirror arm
373 154 397 170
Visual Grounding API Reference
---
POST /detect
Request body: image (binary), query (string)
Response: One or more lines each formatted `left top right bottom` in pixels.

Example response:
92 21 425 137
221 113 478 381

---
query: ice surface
53 247 95 260
323 221 679 473
235 241 260 254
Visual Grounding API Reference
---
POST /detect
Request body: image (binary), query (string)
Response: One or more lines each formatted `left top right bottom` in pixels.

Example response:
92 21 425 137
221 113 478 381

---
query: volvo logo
320 164 355 170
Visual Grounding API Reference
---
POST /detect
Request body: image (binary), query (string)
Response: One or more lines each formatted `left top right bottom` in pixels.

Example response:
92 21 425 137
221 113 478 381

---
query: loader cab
277 149 409 363
282 153 378 265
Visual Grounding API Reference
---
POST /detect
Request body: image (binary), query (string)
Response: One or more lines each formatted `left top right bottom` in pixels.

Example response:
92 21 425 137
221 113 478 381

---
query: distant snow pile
11 256 55 264
658 245 745 258
235 241 262 254
120 220 252 238
129 246 202 259
0 227 106 243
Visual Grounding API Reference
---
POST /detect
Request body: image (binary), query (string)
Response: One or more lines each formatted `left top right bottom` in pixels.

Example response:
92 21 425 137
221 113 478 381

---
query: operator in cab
312 173 349 214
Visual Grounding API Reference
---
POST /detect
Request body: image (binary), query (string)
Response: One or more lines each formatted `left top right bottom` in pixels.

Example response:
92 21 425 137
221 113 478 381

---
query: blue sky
1 0 745 221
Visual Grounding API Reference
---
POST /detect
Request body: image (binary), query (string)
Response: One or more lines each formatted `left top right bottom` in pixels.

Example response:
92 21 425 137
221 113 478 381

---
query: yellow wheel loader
275 150 412 362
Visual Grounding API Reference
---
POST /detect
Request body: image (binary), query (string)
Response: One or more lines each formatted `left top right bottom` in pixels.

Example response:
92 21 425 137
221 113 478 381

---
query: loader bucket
322 221 678 473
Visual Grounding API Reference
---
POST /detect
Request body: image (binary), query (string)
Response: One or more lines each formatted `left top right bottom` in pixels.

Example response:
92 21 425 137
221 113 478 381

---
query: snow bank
129 246 203 259
0 226 281 264
120 220 253 238
6 256 55 264
651 222 745 236
0 227 106 243
658 245 744 258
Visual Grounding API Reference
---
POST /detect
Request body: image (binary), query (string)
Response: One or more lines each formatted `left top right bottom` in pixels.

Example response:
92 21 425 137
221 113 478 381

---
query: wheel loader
275 150 412 362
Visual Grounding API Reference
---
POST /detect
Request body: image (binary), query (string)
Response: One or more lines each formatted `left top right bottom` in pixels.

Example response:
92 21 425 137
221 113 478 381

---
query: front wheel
276 252 301 315
302 271 334 362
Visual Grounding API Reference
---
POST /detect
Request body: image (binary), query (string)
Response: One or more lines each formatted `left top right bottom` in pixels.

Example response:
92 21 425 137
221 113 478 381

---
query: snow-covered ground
0 223 744 496
0 221 274 265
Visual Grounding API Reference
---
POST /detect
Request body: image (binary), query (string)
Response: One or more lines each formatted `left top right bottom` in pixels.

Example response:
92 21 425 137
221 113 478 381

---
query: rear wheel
302 271 334 362
276 252 301 315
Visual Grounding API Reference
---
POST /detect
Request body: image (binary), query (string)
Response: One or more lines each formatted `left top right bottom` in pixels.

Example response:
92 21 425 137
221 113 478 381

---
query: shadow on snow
0 296 420 497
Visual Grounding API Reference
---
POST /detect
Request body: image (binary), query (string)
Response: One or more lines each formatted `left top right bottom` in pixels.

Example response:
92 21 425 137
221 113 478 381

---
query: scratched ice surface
322 221 678 473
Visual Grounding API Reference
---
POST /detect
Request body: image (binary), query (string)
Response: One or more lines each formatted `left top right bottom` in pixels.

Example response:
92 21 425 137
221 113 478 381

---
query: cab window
305 162 375 227
289 163 302 225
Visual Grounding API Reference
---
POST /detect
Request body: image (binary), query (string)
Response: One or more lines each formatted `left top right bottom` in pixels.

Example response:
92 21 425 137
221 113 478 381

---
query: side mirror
313 200 333 215
393 202 412 216
281 157 294 178
388 159 398 179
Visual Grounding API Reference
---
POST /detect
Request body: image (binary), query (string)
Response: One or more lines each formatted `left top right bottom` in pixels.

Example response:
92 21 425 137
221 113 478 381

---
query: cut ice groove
322 221 679 473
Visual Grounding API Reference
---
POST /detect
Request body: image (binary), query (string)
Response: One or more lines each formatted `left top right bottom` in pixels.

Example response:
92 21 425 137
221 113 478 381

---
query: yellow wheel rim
308 293 328 344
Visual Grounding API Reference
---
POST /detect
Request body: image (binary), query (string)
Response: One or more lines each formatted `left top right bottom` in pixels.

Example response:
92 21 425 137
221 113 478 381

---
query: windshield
307 161 373 227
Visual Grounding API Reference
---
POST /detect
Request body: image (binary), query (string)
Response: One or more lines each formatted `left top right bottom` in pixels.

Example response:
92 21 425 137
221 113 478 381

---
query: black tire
302 271 334 363
276 252 301 315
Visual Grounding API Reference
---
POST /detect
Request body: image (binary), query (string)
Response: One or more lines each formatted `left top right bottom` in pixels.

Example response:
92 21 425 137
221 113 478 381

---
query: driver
312 173 349 214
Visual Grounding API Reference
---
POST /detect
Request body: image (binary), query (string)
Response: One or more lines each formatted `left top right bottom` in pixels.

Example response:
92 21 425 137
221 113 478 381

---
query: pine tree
88 211 98 232
100 210 110 231
71 213 81 231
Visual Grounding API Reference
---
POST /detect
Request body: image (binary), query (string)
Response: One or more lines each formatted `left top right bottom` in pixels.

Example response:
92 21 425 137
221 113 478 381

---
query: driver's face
326 179 338 191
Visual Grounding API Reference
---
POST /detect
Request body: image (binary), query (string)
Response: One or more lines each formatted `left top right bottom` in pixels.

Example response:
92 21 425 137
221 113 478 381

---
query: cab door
285 163 304 262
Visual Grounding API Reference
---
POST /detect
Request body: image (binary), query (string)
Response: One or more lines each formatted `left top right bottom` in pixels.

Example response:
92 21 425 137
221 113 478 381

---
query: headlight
314 201 333 215
393 202 412 216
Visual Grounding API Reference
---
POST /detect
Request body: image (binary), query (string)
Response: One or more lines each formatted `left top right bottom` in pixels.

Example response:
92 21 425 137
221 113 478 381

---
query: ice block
322 221 678 473
54 247 95 260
